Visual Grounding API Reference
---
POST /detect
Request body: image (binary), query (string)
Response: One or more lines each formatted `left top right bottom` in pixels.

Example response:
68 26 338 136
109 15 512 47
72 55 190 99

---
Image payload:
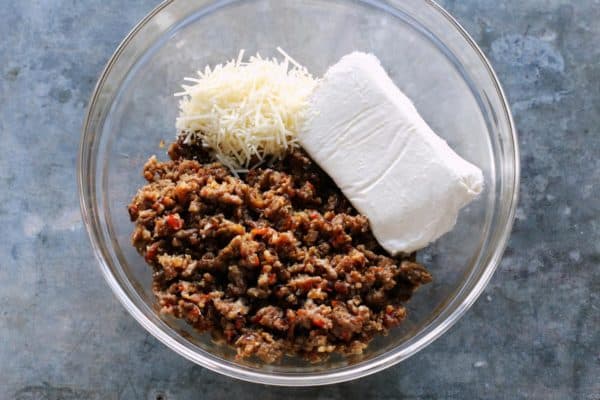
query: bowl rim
78 0 519 386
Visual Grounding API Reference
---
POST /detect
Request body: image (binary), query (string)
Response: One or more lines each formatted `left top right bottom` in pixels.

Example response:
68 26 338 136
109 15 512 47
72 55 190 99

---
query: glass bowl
78 0 519 386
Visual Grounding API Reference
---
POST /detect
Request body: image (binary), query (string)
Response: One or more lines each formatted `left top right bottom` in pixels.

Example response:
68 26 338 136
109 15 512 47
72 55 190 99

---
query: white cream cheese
300 52 484 254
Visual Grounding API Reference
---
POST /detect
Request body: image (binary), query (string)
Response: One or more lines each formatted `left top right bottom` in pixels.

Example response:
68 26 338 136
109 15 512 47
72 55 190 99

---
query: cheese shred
175 48 318 170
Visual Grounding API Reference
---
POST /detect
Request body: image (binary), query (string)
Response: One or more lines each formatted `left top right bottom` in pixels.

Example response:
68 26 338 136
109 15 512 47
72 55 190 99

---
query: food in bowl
127 50 482 363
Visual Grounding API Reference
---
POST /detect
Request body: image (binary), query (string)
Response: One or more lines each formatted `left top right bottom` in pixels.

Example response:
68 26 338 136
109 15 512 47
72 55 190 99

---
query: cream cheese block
300 52 484 254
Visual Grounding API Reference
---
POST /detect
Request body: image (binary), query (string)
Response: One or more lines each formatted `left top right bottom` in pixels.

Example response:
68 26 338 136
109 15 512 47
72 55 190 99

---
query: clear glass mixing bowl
78 0 519 386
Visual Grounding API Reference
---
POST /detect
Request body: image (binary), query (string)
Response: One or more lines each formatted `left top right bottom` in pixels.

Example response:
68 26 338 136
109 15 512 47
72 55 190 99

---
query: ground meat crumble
128 140 432 363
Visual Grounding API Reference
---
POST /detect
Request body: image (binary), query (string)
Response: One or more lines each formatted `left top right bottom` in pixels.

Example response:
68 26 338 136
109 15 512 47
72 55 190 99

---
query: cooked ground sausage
128 140 432 363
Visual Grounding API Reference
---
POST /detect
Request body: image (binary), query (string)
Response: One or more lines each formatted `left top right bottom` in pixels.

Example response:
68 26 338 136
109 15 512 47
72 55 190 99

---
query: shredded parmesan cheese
175 48 318 170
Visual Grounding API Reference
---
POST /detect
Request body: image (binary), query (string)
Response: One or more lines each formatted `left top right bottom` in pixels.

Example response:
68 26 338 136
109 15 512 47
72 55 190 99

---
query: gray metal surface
0 1 598 398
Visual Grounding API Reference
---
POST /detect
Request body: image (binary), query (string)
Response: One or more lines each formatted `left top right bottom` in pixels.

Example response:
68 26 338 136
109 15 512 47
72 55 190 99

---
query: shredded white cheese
175 48 318 170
